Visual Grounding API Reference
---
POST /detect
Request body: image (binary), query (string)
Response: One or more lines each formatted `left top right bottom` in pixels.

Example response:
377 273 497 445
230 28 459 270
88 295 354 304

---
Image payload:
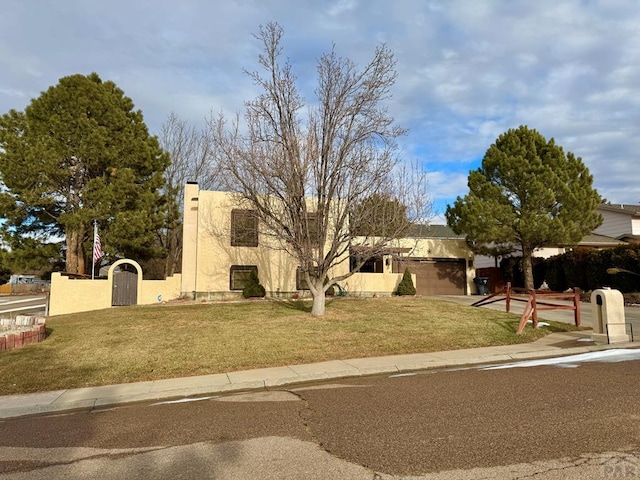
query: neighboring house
595 203 640 242
10 273 38 284
474 233 627 270
469 203 635 291
6 273 50 294
537 233 628 256
180 183 475 298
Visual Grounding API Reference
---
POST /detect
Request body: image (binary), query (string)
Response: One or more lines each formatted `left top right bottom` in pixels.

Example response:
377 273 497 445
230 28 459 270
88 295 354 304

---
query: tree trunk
309 278 326 317
164 230 181 278
311 292 326 316
522 248 534 291
65 229 86 275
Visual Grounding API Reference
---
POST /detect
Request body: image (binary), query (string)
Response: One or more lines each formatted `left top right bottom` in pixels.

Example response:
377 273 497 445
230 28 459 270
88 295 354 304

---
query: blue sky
2 0 639 223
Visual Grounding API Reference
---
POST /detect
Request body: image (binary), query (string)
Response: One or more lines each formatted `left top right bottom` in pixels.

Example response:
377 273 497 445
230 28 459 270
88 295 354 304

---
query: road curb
1 339 639 419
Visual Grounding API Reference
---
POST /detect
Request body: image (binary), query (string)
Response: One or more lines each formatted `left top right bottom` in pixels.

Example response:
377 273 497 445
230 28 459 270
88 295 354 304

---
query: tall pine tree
446 125 602 290
0 73 170 274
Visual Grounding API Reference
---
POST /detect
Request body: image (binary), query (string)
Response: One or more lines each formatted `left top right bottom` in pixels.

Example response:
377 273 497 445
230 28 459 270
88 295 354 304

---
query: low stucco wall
342 272 415 296
49 269 182 316
49 274 111 316
139 275 182 305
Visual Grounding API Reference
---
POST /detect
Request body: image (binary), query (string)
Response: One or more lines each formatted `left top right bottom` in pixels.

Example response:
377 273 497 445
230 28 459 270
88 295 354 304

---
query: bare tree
212 23 430 316
158 112 221 276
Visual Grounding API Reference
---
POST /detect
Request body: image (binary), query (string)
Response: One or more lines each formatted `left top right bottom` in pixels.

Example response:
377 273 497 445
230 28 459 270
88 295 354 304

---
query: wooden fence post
531 288 538 328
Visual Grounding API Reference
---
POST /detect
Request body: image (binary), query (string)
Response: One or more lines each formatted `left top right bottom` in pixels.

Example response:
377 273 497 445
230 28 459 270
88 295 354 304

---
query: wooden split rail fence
472 282 581 334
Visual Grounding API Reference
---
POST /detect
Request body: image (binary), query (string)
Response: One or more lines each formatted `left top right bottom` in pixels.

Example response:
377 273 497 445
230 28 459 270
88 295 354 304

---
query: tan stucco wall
181 186 474 297
49 273 112 316
182 189 350 297
48 260 183 316
182 182 199 294
396 237 469 259
138 274 182 305
343 272 415 296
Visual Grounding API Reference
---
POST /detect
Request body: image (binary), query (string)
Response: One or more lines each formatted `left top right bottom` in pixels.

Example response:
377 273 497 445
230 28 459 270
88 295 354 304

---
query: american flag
93 228 104 265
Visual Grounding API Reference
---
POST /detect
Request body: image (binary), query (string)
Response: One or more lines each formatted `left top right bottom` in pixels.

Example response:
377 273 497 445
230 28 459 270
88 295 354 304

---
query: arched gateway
110 259 142 306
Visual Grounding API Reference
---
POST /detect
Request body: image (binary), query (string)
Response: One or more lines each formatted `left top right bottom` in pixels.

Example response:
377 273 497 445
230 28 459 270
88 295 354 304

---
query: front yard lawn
0 296 580 395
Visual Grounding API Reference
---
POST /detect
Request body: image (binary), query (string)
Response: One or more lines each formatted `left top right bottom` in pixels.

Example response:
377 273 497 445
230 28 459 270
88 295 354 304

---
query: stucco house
180 183 474 299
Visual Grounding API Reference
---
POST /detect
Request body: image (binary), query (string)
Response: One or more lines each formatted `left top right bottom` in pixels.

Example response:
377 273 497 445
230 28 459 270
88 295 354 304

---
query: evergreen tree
0 73 171 274
0 250 11 285
396 268 416 296
242 269 266 298
446 125 602 290
350 193 410 237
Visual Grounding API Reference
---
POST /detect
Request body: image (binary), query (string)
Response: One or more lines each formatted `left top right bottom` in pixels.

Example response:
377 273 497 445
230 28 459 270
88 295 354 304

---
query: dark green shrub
544 254 566 291
0 266 10 286
543 244 640 294
608 245 640 292
586 248 612 290
533 258 546 289
561 248 590 290
324 277 335 296
242 269 266 298
500 256 546 289
396 268 416 296
500 256 522 288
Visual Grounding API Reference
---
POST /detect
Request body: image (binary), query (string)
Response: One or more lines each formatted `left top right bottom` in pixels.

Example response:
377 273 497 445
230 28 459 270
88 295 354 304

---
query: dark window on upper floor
231 209 258 247
306 212 320 248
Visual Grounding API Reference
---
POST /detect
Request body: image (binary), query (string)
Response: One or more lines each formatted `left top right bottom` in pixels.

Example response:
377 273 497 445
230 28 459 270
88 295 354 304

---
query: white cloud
1 0 640 207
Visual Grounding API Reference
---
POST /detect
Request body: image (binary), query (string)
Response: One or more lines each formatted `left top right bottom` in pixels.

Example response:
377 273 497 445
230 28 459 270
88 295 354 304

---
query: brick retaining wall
0 316 47 351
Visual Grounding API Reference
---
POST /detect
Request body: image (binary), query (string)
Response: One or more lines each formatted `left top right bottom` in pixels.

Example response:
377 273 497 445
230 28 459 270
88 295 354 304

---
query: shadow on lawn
272 298 312 313
495 318 582 337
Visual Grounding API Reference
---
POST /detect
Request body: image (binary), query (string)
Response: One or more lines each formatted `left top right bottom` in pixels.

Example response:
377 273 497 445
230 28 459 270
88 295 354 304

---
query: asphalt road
1 357 640 479
0 295 48 317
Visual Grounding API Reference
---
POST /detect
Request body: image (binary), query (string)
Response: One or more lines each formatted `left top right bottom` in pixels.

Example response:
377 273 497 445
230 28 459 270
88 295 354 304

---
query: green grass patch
0 297 580 395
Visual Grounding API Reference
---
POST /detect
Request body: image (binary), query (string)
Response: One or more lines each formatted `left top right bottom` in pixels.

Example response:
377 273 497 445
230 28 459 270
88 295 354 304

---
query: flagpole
92 221 97 280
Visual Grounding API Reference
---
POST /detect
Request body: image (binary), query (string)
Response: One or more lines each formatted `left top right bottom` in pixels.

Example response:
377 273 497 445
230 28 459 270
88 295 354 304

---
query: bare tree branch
158 112 222 276
212 22 431 316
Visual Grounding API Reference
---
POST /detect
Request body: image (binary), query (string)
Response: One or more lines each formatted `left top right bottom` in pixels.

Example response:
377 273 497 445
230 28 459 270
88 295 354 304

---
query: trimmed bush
544 255 567 292
242 269 266 298
541 244 640 293
396 268 416 296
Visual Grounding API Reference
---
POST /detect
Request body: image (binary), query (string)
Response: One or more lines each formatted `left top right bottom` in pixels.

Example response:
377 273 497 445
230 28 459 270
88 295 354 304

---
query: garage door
399 259 467 296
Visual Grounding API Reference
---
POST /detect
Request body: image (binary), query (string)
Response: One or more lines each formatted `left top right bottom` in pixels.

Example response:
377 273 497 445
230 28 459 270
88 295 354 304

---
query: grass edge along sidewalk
0 296 582 396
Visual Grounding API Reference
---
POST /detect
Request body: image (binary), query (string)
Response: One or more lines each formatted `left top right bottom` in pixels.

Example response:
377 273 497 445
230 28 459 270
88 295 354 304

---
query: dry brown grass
0 296 579 395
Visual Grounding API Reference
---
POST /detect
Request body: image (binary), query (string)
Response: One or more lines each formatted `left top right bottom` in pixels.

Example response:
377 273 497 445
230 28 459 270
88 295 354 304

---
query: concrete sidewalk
0 328 637 419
